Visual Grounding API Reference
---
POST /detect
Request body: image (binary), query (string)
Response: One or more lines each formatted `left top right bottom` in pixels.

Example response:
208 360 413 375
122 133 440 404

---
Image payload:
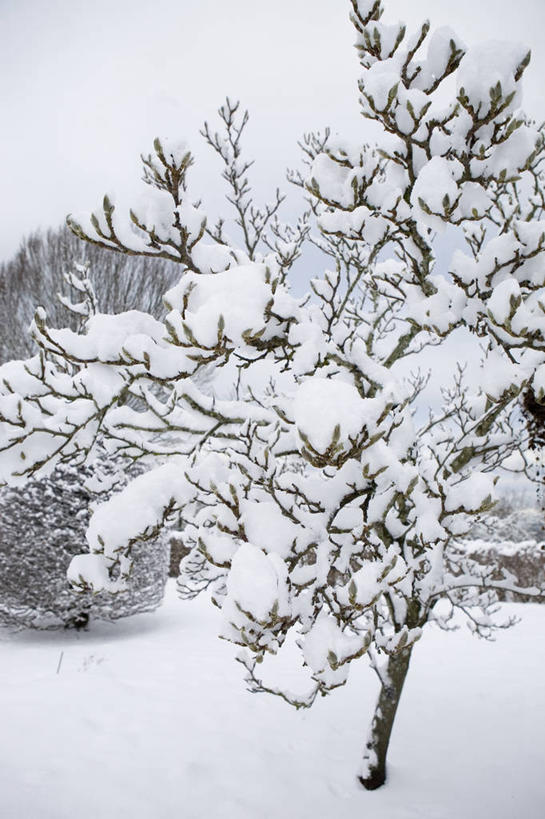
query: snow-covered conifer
0 0 544 789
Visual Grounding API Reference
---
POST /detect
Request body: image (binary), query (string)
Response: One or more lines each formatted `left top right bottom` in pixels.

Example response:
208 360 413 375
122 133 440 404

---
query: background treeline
0 224 179 362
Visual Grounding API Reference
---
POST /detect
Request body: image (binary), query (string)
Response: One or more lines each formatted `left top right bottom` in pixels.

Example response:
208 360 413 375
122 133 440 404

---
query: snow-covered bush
459 538 545 602
1 0 545 790
466 502 545 600
0 460 169 630
470 504 544 543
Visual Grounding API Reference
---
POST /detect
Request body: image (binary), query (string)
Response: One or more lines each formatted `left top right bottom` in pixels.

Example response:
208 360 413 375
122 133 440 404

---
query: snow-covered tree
1 0 544 789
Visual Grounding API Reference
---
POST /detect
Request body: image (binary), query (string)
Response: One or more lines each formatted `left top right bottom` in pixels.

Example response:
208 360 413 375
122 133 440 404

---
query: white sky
1 0 544 261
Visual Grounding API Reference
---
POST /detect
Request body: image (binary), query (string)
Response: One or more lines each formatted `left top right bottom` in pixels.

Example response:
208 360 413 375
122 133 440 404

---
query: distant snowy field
1 583 543 819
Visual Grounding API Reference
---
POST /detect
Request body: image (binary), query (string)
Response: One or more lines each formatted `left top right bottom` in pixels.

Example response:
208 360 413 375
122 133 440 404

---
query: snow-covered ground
0 583 543 819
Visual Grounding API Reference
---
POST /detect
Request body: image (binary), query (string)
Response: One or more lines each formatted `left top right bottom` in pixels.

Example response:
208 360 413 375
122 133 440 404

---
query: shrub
0 461 169 629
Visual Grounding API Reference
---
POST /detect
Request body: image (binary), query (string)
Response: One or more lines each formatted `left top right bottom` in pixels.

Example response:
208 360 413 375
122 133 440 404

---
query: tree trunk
358 646 413 790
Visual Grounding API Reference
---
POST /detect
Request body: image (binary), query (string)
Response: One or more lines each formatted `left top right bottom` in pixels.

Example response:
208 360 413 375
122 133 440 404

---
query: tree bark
358 646 413 790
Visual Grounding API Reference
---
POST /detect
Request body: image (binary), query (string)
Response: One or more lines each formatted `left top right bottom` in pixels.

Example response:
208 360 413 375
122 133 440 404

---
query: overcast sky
1 0 544 261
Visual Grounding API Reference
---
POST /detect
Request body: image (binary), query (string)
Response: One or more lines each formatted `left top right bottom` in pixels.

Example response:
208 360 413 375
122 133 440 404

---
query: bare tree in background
0 224 179 362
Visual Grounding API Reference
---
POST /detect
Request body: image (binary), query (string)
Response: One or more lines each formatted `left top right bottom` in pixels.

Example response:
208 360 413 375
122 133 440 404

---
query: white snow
457 41 529 115
241 501 300 559
445 472 496 513
361 58 401 112
487 279 521 325
67 553 121 593
293 378 380 454
223 543 290 625
0 584 543 819
83 461 196 570
164 263 297 349
352 0 377 20
410 156 463 231
426 27 463 80
302 612 367 687
310 154 352 207
49 310 166 362
155 136 191 168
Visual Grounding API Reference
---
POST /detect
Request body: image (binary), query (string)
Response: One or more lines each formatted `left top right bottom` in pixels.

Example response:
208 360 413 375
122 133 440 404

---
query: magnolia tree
1 0 545 790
